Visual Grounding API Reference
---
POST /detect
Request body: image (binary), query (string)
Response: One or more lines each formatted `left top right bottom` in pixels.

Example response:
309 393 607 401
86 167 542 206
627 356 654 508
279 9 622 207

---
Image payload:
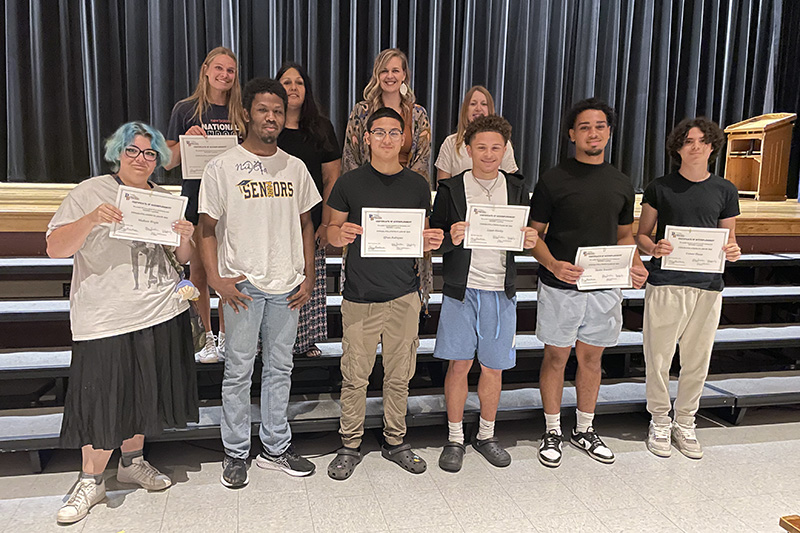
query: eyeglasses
123 146 158 162
370 129 403 141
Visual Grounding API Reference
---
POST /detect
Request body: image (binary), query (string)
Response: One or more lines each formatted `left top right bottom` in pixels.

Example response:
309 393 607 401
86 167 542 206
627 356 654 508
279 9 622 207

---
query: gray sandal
327 447 362 480
473 437 511 467
438 442 466 473
381 443 427 474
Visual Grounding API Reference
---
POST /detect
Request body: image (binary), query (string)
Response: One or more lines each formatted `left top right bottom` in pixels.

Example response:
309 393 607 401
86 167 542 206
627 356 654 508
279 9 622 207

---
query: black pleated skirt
59 310 199 450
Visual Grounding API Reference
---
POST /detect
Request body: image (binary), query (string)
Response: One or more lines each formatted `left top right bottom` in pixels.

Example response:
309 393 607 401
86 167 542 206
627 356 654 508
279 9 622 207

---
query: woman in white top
435 86 518 181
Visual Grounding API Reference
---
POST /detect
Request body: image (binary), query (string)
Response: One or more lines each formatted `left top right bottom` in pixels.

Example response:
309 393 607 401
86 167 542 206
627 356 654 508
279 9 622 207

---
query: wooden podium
724 113 796 201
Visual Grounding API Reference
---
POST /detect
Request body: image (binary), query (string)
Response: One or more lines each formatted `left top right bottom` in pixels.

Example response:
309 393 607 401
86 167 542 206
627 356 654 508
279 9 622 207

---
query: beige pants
339 291 421 448
643 284 723 426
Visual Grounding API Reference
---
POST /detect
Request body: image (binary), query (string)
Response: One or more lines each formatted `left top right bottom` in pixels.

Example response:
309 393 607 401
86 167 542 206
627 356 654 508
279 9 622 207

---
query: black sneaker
220 455 249 488
255 444 316 477
538 430 563 468
570 427 615 464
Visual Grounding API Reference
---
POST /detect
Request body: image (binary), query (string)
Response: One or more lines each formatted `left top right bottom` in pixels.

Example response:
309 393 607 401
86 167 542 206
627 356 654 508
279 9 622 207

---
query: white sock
477 417 495 441
576 409 594 433
544 412 561 435
448 420 464 445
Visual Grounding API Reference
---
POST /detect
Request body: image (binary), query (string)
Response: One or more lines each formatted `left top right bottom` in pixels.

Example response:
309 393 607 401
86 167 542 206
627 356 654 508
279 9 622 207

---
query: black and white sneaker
570 427 615 464
538 430 563 468
221 455 249 488
256 444 316 477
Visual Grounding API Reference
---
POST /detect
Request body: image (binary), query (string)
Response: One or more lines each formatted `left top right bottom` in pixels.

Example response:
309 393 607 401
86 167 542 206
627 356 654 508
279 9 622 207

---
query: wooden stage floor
1 182 799 254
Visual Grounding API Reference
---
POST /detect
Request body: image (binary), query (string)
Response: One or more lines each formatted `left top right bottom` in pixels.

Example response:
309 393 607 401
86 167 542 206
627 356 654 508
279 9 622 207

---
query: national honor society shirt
199 145 321 294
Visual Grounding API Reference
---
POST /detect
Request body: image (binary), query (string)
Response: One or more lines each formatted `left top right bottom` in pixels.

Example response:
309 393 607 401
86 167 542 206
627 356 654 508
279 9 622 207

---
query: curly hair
242 77 288 115
666 117 725 165
563 97 616 138
464 115 512 146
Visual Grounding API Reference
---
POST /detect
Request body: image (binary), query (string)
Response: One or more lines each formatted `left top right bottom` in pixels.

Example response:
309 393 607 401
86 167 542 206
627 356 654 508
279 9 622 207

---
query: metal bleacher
1 253 800 471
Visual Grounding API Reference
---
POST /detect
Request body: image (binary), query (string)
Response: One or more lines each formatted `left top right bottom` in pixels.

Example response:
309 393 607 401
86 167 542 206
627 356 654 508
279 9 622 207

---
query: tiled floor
1 407 798 532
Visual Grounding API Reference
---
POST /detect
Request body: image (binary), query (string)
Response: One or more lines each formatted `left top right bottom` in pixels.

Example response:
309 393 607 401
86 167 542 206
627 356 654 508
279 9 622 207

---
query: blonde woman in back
164 47 247 363
435 85 518 182
341 48 431 182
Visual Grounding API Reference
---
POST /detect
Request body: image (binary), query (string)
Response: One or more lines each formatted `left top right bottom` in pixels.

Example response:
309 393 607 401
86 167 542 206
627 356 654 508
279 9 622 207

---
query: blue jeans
221 281 299 458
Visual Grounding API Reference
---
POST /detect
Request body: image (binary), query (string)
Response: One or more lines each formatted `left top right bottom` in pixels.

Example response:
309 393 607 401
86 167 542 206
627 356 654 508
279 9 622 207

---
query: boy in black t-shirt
636 118 740 459
529 98 648 468
326 108 444 480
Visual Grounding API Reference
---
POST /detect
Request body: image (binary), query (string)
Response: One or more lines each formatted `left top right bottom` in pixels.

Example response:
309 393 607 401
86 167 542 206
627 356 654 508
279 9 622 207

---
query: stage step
0 379 737 453
3 326 799 380
3 253 797 274
3 285 799 323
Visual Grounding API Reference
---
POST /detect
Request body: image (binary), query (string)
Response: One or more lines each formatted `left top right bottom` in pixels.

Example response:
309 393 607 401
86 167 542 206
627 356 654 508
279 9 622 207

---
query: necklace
472 175 500 201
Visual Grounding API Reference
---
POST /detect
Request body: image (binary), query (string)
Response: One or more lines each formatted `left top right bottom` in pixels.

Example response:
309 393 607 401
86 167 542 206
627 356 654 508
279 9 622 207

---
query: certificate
661 225 730 274
179 135 238 180
464 203 530 251
574 245 636 291
110 185 188 246
361 208 426 258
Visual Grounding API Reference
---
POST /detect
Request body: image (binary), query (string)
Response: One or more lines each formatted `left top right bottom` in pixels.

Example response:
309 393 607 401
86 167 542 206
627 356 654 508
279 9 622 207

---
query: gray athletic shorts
535 281 623 348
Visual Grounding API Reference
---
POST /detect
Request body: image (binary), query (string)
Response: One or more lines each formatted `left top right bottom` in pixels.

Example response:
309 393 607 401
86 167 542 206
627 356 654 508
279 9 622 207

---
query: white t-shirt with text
199 145 321 294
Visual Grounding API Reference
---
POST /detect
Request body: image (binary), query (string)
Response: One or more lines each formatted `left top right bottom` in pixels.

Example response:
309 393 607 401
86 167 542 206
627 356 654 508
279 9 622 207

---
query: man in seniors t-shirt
197 77 320 489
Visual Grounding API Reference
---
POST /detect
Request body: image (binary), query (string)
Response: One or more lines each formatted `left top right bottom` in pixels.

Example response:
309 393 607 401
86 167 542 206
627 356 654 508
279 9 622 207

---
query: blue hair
104 122 172 171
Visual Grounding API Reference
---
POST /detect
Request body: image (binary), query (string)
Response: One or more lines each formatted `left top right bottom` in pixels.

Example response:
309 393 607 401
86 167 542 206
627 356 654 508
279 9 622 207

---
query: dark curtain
3 0 792 192
776 0 800 198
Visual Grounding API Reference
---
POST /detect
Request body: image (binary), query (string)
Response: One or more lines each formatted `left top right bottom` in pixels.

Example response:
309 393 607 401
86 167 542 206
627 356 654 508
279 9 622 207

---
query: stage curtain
2 0 789 192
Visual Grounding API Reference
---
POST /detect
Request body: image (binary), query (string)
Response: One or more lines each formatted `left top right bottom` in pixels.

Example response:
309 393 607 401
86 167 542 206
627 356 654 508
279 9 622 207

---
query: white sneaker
195 333 219 363
117 456 172 490
672 423 703 459
646 420 672 457
217 332 226 360
57 478 105 524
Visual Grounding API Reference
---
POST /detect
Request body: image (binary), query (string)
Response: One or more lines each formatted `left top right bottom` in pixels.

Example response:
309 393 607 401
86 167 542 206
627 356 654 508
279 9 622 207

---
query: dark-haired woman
276 62 341 357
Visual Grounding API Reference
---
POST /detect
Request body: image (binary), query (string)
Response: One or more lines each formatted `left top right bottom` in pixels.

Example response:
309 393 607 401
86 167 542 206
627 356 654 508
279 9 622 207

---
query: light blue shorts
535 281 622 348
433 288 517 370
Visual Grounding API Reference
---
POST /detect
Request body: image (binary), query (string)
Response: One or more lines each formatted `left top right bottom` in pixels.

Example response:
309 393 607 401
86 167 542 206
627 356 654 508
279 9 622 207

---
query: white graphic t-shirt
47 175 189 341
199 145 322 294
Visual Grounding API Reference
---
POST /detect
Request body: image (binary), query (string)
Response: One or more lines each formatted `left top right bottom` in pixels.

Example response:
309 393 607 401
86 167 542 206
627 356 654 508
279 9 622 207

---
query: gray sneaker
671 423 703 459
646 421 672 457
117 456 172 490
57 478 105 524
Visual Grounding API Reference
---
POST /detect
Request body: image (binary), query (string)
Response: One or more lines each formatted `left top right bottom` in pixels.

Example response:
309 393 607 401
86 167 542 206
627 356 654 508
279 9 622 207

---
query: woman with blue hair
47 122 199 524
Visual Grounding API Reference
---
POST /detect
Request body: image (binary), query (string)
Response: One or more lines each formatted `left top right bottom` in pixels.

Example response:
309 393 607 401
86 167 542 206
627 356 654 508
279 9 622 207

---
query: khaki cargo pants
339 291 421 448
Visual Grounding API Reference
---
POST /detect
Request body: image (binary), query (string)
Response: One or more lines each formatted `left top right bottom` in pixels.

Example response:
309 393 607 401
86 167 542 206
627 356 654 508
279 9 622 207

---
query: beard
584 147 603 157
258 133 278 144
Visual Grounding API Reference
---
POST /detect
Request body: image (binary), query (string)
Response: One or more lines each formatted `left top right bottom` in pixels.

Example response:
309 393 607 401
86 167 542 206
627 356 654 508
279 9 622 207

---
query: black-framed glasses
370 129 402 141
123 145 158 162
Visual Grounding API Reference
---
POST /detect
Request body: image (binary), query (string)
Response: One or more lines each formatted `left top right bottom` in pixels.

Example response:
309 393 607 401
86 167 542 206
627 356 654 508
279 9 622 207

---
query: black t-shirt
327 164 431 303
642 171 740 291
278 120 340 229
166 100 236 141
530 158 635 290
